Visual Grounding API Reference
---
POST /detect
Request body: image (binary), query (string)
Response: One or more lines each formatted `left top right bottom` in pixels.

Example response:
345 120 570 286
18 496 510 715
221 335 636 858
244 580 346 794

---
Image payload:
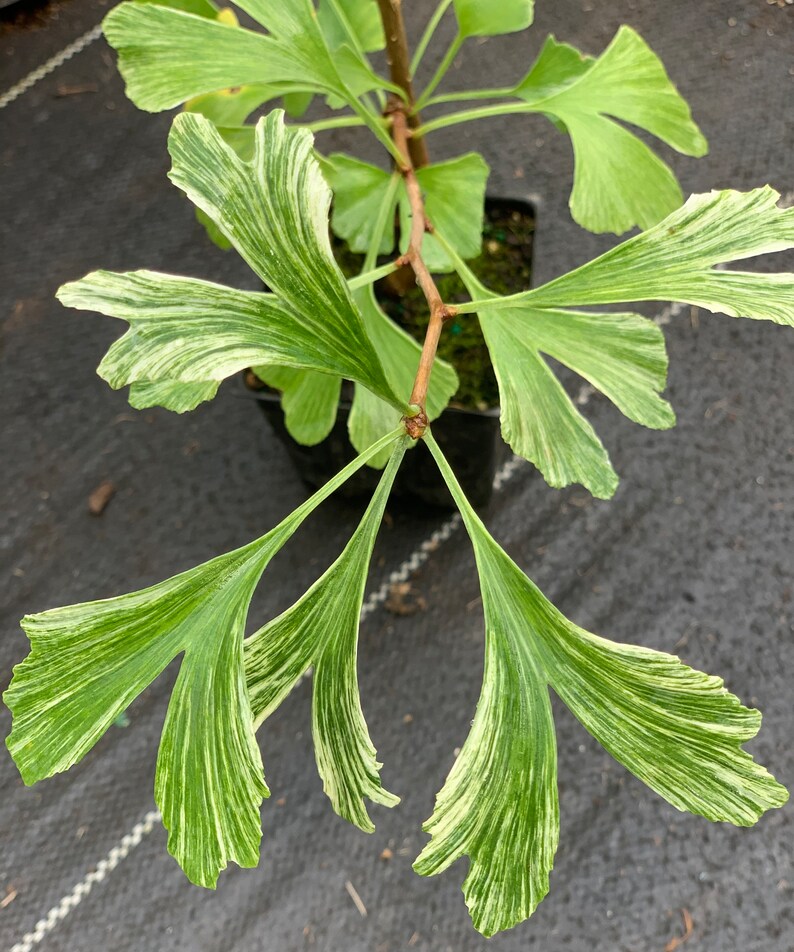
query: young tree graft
390 105 457 435
376 0 430 169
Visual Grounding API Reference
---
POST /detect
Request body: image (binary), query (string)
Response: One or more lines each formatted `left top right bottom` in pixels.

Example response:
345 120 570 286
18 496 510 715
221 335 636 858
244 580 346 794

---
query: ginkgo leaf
59 112 404 413
103 0 374 113
7 540 275 889
104 4 296 112
184 83 277 126
453 0 533 38
422 432 788 934
479 306 673 497
399 154 490 272
317 0 385 53
283 89 314 118
479 308 616 498
57 270 399 411
446 235 673 497
135 0 218 17
5 427 402 887
320 155 399 255
511 28 707 234
534 615 790 827
245 441 408 831
416 433 558 936
252 365 341 446
167 110 399 407
129 378 219 412
519 187 794 327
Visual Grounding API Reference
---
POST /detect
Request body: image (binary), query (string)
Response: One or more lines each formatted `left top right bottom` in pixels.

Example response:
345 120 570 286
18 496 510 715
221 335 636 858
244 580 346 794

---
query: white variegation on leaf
444 236 673 497
245 442 408 830
58 112 404 414
511 28 708 234
4 429 403 887
251 161 458 455
422 433 788 935
416 437 558 938
519 187 794 326
103 0 377 113
480 306 674 497
129 378 219 413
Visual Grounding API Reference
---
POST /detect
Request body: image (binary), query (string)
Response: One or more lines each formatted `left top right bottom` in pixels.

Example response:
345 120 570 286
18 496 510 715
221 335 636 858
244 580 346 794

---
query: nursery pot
246 196 535 510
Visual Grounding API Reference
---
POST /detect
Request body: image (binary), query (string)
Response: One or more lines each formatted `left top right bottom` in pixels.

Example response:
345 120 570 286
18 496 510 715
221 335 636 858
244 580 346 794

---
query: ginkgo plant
5 0 794 938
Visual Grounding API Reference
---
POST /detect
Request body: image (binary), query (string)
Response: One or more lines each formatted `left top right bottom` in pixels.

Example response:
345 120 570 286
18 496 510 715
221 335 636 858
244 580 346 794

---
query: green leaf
134 0 218 17
317 0 385 53
253 366 341 446
129 378 220 412
245 441 408 830
167 111 397 406
59 112 405 413
104 4 289 112
513 34 593 102
283 90 314 118
320 155 398 255
184 84 276 126
512 29 708 234
423 432 788 934
416 433 558 936
534 615 790 827
399 154 490 272
56 270 397 410
5 427 402 887
6 540 274 889
103 0 365 113
479 306 673 497
523 187 794 327
453 0 533 38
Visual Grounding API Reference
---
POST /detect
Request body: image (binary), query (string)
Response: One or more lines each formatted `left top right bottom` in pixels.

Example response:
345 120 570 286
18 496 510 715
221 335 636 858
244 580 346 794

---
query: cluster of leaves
5 0 794 937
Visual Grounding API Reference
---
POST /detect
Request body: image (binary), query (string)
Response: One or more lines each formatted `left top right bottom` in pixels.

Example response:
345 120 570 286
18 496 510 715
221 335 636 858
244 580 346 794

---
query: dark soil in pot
246 196 535 509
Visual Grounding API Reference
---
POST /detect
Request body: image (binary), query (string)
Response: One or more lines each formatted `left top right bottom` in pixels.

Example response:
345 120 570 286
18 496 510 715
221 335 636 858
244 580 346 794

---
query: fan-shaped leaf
245 441 407 830
512 28 707 234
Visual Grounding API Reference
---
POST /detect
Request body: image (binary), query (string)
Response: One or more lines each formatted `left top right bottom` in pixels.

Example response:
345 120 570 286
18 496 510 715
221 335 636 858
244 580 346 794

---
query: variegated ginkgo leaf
129 378 220 412
453 187 794 495
103 0 380 113
4 428 403 888
479 306 673 498
58 111 404 415
420 432 787 936
258 162 458 457
517 187 794 326
511 27 707 234
245 440 408 831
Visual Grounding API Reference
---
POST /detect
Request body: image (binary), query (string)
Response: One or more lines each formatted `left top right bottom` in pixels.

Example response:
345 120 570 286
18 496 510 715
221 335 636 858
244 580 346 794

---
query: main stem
390 107 455 436
376 0 429 169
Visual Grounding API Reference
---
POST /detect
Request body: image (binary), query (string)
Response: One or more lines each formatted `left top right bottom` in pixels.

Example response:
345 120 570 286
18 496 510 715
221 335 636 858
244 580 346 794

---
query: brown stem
390 106 456 435
376 0 429 169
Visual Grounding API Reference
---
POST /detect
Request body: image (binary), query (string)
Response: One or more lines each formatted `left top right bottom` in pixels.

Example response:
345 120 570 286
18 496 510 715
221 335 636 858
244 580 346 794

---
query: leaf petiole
410 0 454 76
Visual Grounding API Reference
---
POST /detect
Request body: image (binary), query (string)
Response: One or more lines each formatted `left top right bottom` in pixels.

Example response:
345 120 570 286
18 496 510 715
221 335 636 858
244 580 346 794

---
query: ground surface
1 1 792 950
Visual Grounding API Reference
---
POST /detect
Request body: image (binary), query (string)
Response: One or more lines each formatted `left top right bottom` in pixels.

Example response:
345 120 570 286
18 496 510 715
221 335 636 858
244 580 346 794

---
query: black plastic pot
248 195 534 510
